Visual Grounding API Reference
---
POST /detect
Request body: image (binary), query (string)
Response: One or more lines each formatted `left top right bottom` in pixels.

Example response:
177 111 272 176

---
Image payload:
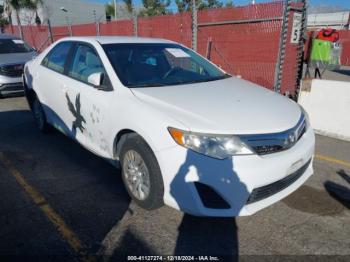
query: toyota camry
23 36 315 216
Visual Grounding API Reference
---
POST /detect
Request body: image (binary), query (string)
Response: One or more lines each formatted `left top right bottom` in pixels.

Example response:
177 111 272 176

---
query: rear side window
42 42 72 73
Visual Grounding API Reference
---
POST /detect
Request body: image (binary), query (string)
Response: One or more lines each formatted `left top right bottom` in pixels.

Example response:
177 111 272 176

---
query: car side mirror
88 72 104 88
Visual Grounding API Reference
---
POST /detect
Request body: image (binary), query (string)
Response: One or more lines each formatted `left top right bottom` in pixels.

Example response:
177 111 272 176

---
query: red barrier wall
339 30 350 66
100 20 133 36
138 12 192 48
71 23 97 36
6 1 304 96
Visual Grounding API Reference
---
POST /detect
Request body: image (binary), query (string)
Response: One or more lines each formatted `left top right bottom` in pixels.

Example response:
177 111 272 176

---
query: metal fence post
114 0 118 21
192 0 198 51
206 37 212 60
93 10 100 36
47 19 54 43
274 0 291 94
295 0 308 101
97 21 100 36
65 16 72 36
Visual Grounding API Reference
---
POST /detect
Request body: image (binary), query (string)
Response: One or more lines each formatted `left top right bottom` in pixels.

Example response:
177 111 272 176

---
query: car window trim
65 41 113 91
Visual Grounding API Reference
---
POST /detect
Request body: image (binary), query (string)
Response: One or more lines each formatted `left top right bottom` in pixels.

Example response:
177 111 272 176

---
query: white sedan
23 36 315 216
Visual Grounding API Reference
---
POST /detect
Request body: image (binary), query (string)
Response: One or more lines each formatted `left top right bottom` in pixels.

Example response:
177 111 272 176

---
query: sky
86 0 350 12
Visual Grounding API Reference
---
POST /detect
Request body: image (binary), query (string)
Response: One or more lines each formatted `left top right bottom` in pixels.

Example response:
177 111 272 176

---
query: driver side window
68 44 109 87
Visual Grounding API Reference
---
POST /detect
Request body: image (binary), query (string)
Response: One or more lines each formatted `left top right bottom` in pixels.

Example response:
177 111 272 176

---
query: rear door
34 41 75 136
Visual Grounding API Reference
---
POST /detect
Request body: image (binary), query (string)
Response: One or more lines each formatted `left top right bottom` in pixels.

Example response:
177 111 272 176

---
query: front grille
0 64 24 77
240 114 307 155
246 158 312 204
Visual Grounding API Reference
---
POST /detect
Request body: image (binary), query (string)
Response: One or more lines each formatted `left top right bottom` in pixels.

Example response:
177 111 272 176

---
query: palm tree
123 0 133 14
105 0 133 20
5 0 42 39
0 4 10 33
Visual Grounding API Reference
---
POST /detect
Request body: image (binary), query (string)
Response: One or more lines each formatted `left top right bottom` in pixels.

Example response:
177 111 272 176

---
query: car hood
131 77 302 135
0 52 36 66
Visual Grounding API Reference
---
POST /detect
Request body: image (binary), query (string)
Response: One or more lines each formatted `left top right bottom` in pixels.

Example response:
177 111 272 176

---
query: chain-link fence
5 0 307 99
197 2 285 92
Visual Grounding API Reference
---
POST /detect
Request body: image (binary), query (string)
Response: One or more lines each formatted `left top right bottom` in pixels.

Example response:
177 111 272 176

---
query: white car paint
24 36 315 217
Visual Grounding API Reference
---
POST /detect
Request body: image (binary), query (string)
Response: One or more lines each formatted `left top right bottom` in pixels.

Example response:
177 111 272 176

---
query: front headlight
168 127 254 159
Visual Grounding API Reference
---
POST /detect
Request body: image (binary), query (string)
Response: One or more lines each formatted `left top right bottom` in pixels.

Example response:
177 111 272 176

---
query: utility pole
192 0 197 51
93 10 97 24
133 8 138 37
60 7 72 36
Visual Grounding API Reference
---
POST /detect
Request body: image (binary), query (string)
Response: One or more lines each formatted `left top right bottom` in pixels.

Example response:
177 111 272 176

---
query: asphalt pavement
0 97 349 261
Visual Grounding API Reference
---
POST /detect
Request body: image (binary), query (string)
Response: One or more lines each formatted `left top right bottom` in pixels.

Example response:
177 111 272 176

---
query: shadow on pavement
0 110 131 256
110 229 156 260
324 170 350 210
1 109 241 259
170 150 247 259
333 69 350 77
282 185 345 215
175 215 238 260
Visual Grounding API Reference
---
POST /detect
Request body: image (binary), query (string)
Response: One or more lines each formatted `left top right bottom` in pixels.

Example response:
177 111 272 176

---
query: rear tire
31 96 51 133
120 135 164 210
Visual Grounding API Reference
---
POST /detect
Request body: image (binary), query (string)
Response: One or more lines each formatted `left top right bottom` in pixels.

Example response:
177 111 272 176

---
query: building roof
307 11 350 29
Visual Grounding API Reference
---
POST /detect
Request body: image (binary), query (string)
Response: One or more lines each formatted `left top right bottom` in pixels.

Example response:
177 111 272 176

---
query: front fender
108 94 188 159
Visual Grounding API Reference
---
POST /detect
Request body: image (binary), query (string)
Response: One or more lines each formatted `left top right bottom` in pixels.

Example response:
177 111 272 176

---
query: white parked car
24 36 315 217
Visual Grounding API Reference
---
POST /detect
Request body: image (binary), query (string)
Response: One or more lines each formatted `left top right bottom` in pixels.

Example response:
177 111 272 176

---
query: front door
64 43 114 158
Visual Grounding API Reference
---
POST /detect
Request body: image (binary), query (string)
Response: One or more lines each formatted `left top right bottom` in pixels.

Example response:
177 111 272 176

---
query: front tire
31 96 51 133
120 135 164 210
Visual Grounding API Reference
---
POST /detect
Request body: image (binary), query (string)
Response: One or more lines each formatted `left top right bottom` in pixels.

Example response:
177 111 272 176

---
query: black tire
31 96 51 133
120 135 164 210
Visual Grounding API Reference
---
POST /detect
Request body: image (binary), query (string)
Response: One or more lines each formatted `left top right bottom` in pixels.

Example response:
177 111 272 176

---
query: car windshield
102 43 230 88
0 39 33 54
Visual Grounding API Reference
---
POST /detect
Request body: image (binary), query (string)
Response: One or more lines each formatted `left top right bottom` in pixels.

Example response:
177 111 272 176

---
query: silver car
0 34 36 97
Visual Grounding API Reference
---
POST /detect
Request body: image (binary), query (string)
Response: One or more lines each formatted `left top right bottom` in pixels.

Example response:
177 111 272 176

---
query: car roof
0 34 20 40
58 36 177 45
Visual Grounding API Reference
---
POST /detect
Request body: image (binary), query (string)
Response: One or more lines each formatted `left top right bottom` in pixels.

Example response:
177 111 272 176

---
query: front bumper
156 127 315 217
0 75 24 96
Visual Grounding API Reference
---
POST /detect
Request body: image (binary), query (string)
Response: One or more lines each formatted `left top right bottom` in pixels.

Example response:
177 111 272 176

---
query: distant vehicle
23 36 315 217
0 34 36 97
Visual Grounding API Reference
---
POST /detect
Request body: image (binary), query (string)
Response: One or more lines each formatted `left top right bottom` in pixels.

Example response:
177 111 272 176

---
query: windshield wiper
176 74 232 85
128 74 231 88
